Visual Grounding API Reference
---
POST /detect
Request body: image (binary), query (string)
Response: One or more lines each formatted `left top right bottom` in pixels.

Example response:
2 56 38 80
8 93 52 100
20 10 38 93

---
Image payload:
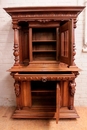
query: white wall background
0 0 87 106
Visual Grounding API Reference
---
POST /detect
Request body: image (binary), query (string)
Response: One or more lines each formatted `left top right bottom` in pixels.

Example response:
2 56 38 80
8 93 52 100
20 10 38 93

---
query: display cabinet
4 6 85 123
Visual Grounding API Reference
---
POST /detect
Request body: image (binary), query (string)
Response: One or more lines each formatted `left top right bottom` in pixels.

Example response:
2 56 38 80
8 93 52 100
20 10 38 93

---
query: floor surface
0 107 87 130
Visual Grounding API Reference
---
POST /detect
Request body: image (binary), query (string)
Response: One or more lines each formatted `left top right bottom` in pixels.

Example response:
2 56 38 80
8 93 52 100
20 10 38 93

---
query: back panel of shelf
32 28 57 61
31 81 56 107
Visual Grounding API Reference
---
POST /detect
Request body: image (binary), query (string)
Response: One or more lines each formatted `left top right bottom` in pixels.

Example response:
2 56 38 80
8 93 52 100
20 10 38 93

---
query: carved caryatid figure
69 80 76 109
14 81 21 110
14 81 20 97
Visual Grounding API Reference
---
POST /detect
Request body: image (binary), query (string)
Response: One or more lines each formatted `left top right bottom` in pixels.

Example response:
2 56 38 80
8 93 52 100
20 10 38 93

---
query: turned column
13 21 20 66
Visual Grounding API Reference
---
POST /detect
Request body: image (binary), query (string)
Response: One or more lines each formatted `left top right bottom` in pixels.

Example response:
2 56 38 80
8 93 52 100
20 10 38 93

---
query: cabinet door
59 20 73 66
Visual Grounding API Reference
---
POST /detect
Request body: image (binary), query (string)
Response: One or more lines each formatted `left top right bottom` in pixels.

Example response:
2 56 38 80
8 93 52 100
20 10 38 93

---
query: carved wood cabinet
4 6 84 123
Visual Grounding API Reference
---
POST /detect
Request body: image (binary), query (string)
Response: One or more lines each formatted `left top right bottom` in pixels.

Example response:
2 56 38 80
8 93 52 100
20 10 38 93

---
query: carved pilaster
14 81 21 109
69 80 76 110
12 20 20 66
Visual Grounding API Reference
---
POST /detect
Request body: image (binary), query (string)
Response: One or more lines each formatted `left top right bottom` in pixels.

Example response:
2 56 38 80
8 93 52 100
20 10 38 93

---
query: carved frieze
13 74 75 81
12 13 77 19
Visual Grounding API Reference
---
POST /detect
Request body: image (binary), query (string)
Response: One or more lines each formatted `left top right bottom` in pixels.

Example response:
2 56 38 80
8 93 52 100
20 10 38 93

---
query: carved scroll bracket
72 71 79 78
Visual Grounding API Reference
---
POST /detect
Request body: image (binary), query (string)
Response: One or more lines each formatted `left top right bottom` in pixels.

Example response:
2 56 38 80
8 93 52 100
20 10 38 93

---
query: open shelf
32 40 56 42
32 28 57 61
32 28 56 41
32 90 55 92
31 81 56 108
32 50 56 52
33 52 56 61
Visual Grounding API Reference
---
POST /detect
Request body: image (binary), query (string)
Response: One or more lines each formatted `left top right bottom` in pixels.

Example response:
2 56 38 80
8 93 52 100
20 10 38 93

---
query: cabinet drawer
13 73 75 81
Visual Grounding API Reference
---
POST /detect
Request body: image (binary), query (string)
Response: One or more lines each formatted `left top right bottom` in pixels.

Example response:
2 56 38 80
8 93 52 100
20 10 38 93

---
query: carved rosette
14 81 20 97
69 80 76 110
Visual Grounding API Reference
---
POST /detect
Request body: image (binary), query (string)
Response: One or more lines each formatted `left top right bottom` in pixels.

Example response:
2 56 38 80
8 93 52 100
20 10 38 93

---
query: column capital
12 20 20 29
73 18 77 28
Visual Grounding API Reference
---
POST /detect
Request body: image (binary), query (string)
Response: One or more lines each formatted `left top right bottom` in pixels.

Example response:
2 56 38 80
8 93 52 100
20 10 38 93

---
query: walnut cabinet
4 6 85 123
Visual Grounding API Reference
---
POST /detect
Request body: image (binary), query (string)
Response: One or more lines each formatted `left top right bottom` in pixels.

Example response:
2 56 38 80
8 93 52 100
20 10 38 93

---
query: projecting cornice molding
4 6 85 22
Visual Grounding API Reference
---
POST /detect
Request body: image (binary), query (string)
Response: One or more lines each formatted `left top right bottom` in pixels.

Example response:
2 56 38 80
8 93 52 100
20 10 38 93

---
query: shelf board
32 90 55 92
32 40 56 42
33 50 56 52
32 96 55 99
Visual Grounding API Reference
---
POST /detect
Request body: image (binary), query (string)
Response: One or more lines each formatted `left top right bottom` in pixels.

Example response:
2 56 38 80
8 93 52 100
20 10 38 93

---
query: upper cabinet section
4 6 85 69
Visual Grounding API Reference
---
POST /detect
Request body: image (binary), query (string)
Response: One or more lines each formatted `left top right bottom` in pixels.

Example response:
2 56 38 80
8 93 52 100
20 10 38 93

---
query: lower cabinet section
13 79 79 123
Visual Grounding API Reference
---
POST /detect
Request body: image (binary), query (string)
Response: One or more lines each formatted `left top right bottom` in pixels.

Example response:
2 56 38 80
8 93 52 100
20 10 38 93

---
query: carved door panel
59 20 73 66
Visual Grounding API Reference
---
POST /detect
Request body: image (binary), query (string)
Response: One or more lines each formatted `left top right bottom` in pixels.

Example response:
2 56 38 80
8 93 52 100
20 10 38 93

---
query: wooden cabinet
4 6 85 123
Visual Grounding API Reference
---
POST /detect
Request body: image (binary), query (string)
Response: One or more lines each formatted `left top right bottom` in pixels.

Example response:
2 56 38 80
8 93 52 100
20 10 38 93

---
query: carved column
69 80 76 110
14 81 21 110
72 19 77 66
13 20 20 66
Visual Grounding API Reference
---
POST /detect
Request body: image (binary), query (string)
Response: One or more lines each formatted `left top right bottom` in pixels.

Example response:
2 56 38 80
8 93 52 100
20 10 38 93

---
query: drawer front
13 73 75 81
